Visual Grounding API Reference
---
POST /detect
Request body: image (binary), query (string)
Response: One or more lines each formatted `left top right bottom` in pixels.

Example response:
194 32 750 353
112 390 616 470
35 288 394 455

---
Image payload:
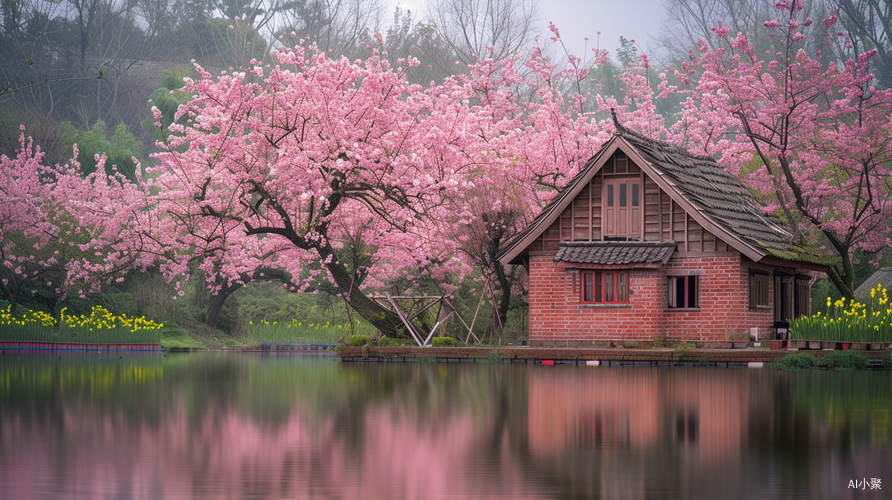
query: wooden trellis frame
368 293 479 346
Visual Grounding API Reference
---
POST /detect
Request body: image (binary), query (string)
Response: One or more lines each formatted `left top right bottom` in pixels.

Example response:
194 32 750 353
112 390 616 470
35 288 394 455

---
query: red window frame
668 275 699 309
581 270 630 304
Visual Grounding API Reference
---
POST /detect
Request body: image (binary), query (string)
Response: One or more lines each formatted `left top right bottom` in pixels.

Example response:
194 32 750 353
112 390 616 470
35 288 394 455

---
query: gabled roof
498 123 827 268
554 242 675 267
854 267 892 303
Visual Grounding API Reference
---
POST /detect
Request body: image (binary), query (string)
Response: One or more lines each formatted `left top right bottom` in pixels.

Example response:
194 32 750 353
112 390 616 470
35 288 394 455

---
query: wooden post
669 198 674 243
589 178 593 241
467 276 491 343
384 292 424 346
659 189 663 241
445 298 481 344
570 198 575 241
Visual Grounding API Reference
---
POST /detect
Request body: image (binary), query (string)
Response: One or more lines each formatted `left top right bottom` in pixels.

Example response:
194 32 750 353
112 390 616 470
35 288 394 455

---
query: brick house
498 123 827 346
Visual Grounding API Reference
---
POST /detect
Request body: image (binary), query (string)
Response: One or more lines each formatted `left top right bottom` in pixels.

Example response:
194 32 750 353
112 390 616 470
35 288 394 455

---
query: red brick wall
528 254 777 343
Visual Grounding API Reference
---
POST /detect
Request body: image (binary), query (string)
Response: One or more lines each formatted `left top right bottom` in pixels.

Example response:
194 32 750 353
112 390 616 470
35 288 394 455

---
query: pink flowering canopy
674 0 892 296
151 46 486 334
0 132 152 310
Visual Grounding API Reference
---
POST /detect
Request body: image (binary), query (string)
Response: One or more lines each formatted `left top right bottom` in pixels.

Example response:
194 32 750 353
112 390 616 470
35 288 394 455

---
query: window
603 179 641 239
749 273 770 307
795 277 811 317
582 271 629 303
668 275 698 309
774 275 793 321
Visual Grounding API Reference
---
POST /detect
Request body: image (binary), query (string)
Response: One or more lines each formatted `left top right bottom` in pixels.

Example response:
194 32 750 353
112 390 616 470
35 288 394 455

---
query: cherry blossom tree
0 131 152 313
678 1 892 298
151 45 478 336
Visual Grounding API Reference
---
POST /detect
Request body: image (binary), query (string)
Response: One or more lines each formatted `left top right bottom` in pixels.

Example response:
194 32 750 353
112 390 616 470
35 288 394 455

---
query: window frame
749 272 770 308
667 275 699 309
603 178 642 239
581 270 630 304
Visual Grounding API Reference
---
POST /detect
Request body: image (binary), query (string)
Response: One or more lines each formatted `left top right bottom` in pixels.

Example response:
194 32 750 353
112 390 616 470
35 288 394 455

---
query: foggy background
0 0 887 164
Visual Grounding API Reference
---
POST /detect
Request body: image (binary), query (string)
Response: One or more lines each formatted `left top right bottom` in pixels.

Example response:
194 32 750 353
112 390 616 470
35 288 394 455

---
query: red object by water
541 360 555 366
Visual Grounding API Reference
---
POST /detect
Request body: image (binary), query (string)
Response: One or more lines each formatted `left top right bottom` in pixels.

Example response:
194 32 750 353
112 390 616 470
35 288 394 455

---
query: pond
0 352 889 500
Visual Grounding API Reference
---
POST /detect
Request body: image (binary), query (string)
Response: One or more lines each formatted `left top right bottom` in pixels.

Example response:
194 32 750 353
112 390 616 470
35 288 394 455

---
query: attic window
604 179 641 239
602 151 640 176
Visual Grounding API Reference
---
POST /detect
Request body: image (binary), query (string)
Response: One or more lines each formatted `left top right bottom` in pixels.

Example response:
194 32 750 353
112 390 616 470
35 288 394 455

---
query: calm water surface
0 352 890 500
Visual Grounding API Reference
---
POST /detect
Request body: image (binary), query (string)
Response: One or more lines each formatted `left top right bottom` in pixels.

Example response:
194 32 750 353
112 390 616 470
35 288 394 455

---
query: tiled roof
854 267 892 302
497 120 828 268
616 126 816 262
554 242 675 265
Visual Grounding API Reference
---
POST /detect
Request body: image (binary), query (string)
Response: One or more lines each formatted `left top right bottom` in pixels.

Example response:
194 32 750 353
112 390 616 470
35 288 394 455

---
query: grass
245 319 376 345
160 326 208 349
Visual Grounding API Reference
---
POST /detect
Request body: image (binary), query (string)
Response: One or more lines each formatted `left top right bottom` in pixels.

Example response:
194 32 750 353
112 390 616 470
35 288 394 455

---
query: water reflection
0 353 889 500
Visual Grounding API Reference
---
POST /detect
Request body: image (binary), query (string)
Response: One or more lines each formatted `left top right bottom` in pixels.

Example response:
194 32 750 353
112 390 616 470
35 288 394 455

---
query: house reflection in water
2 357 889 500
527 369 762 499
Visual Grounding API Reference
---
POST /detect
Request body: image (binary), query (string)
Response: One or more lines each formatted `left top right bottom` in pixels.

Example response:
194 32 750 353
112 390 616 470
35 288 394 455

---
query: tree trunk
245 221 408 337
1 279 18 315
494 263 512 329
319 246 405 337
205 284 241 328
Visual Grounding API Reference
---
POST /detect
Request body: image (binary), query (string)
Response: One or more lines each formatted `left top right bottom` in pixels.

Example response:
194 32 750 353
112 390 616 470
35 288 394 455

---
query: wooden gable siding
531 153 731 254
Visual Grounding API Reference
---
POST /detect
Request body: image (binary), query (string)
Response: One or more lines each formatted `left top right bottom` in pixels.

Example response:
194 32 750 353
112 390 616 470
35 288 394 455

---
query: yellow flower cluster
61 306 163 333
0 305 55 327
249 318 333 329
793 284 892 342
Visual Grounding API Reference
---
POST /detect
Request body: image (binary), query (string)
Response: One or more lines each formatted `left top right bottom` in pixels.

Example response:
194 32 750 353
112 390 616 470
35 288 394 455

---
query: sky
387 0 668 60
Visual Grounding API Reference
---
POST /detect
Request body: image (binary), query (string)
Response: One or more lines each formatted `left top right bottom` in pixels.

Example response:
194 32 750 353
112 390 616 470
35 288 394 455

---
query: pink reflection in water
0 399 547 500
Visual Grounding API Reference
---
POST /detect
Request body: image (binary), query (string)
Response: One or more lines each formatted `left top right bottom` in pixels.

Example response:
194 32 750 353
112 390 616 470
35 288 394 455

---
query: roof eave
615 136 769 262
555 262 666 269
497 138 620 267
754 256 830 273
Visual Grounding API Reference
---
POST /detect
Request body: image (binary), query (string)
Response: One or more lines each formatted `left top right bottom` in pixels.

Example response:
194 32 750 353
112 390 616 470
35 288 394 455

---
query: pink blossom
548 22 560 41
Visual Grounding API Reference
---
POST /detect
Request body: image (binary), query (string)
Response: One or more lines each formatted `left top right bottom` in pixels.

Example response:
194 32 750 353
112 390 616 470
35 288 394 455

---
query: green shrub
673 342 695 360
819 350 868 371
882 351 892 371
770 353 817 371
347 334 371 347
378 336 416 347
880 351 892 370
431 337 456 347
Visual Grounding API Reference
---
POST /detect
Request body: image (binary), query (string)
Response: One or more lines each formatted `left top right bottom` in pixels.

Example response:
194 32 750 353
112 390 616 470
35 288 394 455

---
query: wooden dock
337 346 889 367
1 341 162 352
